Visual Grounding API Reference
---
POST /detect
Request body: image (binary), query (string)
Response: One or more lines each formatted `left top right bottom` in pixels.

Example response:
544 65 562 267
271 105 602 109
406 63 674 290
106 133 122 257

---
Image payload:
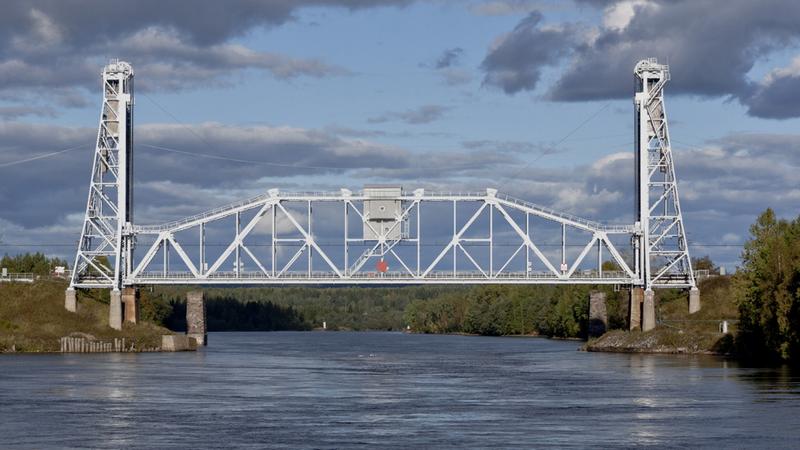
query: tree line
0 252 68 275
403 285 627 338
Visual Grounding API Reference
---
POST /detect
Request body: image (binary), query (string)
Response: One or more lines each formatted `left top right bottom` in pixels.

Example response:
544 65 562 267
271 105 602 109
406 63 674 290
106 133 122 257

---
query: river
1 332 798 449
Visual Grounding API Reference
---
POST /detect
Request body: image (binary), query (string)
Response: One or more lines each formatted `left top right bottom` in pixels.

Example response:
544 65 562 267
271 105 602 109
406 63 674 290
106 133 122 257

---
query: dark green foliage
143 286 464 332
139 284 626 339
405 284 626 339
693 255 717 273
0 252 68 275
735 209 800 363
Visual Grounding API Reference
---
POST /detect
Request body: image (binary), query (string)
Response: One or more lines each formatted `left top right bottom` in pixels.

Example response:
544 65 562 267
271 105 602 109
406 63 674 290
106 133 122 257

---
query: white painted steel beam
67 59 696 292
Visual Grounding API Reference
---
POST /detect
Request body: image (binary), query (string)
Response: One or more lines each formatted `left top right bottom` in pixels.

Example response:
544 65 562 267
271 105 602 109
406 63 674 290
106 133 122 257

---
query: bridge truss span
127 188 638 286
67 57 697 303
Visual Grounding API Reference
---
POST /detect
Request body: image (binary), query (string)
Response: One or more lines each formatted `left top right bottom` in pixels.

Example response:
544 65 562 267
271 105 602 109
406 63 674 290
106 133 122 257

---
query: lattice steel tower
67 60 134 297
634 58 696 296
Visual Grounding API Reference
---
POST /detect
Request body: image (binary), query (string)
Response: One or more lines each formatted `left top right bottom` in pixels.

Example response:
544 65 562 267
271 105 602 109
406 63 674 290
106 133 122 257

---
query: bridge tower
65 60 135 329
633 58 699 327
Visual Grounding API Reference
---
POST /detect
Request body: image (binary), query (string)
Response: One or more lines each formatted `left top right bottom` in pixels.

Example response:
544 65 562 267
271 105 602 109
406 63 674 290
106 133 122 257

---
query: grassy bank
586 276 738 354
0 280 171 353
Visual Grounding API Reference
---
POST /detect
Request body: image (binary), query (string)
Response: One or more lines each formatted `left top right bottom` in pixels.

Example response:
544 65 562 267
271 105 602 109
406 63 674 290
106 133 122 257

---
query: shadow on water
735 364 800 399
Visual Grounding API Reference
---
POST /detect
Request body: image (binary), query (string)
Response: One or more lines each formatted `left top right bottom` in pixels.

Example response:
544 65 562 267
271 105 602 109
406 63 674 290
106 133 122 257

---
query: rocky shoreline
584 329 734 356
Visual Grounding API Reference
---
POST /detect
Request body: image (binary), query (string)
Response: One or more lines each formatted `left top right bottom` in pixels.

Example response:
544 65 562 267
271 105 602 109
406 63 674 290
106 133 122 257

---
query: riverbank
585 328 733 354
587 276 738 355
0 280 172 353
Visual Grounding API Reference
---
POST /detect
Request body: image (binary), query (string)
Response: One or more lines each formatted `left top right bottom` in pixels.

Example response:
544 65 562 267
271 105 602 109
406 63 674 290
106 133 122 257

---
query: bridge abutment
187 291 207 346
122 287 139 324
689 287 701 314
109 290 122 330
65 288 77 312
588 291 607 338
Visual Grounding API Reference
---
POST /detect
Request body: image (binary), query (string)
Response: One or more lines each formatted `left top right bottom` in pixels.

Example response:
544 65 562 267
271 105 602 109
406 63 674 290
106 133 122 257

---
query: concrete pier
109 289 122 330
65 288 77 312
689 287 701 314
642 289 656 332
122 287 139 324
629 287 643 331
186 291 207 346
162 335 198 352
588 291 608 338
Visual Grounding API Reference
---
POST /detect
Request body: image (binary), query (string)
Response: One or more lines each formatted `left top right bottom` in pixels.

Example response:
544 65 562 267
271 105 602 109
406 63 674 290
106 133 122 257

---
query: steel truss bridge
67 58 696 298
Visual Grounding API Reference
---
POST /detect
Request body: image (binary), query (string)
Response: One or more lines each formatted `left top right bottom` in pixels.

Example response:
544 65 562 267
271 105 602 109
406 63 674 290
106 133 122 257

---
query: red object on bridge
376 260 389 273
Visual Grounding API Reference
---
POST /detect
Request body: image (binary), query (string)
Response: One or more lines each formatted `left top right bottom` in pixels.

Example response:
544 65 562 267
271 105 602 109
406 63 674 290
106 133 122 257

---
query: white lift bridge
66 58 697 327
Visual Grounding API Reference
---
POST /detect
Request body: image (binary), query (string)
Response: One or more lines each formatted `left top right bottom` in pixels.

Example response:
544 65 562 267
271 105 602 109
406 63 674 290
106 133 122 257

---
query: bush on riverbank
0 280 169 352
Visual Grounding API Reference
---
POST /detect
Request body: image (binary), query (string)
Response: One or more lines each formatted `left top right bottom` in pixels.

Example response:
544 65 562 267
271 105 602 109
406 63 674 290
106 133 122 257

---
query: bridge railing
0 273 37 283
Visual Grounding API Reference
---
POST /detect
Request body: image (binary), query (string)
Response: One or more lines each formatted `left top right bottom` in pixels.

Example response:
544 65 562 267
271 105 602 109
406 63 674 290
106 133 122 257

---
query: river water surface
1 331 799 449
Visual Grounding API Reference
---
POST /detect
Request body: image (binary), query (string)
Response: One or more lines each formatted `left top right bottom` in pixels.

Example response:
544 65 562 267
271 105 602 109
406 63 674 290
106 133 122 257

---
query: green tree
735 209 800 363
601 260 621 272
0 252 68 275
693 255 717 273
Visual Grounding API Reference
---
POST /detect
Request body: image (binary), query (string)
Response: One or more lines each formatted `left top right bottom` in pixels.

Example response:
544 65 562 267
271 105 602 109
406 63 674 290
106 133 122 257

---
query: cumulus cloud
435 48 464 69
481 0 800 118
470 0 544 16
0 105 56 119
480 11 576 94
0 1 414 107
746 57 800 119
422 47 473 86
367 105 450 125
0 119 517 228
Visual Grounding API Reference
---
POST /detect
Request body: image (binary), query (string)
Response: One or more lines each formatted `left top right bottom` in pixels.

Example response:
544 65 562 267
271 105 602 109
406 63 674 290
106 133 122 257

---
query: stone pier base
689 287 701 314
122 287 139 324
109 290 122 330
629 287 643 331
642 289 656 332
588 291 607 338
162 335 198 352
65 288 77 312
187 291 207 346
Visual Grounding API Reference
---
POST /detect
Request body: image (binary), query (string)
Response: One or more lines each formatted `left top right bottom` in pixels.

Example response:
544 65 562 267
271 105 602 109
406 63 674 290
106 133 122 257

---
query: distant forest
0 252 68 275
136 283 633 340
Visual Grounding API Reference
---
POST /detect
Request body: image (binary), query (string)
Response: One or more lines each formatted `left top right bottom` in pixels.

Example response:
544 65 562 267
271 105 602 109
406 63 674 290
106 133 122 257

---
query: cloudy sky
1 0 799 271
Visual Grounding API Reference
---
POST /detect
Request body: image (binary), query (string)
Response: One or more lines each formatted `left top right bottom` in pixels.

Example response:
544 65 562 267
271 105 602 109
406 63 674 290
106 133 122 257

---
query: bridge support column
187 291 207 346
689 287 701 314
642 289 656 332
109 289 122 330
122 287 139 324
65 288 77 312
588 291 607 338
629 287 643 331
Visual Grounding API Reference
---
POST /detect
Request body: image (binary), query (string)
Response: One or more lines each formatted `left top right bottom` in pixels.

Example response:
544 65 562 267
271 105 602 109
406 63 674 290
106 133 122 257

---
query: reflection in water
1 332 799 449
